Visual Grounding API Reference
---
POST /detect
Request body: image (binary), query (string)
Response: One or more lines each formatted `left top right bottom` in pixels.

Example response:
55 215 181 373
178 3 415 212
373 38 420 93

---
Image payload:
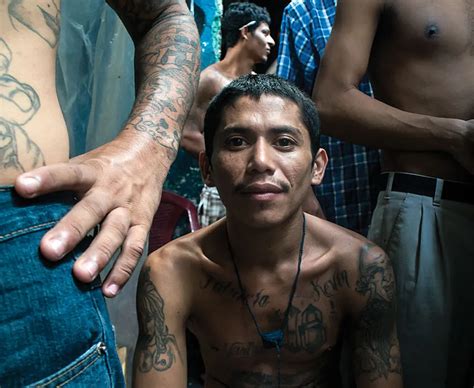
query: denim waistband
0 186 77 242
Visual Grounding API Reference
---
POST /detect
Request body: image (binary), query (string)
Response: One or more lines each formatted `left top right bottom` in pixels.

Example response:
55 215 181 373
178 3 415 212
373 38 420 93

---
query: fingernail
49 238 66 259
20 176 40 196
105 283 119 296
83 261 99 280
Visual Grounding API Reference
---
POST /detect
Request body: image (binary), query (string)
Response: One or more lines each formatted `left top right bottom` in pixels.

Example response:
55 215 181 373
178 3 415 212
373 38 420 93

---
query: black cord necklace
226 213 306 388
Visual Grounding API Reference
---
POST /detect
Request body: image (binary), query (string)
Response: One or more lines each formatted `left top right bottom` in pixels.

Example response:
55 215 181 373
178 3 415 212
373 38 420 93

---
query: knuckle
124 240 145 260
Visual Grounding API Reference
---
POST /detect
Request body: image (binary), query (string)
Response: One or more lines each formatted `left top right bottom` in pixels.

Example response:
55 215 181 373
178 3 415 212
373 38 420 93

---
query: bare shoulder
305 214 372 265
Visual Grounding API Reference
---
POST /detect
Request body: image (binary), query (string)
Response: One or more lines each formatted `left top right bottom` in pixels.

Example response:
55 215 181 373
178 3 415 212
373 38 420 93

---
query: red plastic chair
148 191 200 254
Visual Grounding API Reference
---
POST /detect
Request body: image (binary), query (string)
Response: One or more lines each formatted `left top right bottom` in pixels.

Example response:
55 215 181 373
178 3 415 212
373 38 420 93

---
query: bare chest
189 272 349 384
378 0 473 55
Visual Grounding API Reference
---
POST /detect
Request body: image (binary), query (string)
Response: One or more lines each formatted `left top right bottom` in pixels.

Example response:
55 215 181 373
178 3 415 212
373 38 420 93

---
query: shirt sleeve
276 4 318 94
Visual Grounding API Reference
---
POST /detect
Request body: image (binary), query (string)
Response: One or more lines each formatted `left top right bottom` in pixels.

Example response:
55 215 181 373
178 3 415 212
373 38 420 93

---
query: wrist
441 118 467 155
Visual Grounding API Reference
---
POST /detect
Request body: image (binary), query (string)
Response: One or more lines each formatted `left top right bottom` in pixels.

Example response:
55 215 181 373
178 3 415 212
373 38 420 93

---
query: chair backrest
148 191 200 254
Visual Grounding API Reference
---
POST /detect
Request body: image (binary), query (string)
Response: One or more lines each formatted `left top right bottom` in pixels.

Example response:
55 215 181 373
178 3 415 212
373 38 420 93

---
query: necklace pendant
261 329 284 349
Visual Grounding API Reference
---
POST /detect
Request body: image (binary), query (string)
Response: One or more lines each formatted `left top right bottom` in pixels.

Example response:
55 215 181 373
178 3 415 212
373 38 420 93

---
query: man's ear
240 27 249 40
311 148 328 186
199 151 215 187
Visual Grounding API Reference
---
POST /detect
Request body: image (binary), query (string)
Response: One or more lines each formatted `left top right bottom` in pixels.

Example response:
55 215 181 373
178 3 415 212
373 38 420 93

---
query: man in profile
314 0 474 386
180 2 275 226
134 74 402 387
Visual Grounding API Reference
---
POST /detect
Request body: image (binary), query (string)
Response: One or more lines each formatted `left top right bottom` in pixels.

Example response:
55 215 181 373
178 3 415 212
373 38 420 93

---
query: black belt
379 173 474 204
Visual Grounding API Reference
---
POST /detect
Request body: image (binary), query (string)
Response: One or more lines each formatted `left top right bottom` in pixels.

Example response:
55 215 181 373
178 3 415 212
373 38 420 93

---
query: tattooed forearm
136 266 181 373
352 243 401 381
0 39 45 173
109 0 200 161
8 0 60 48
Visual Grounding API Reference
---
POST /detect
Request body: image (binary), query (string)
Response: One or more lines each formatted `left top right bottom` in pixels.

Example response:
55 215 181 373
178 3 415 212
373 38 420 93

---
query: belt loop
384 173 395 200
433 178 444 207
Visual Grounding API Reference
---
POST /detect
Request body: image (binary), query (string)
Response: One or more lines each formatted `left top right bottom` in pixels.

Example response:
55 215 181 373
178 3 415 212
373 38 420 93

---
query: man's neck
218 46 257 78
225 211 306 270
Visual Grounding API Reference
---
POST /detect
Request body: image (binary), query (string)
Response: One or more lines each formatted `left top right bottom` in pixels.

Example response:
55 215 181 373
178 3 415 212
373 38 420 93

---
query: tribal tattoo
136 266 181 373
352 243 402 381
0 38 45 174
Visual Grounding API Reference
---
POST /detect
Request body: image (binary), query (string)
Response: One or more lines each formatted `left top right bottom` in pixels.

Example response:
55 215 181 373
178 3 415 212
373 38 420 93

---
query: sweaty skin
314 0 474 182
2 0 200 296
133 95 402 388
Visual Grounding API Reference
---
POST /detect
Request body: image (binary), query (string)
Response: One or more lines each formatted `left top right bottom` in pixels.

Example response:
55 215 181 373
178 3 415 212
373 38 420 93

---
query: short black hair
222 2 271 49
204 74 320 163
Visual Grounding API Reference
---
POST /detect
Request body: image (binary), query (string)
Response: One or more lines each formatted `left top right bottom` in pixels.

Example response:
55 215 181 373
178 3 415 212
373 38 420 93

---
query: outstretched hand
15 133 167 297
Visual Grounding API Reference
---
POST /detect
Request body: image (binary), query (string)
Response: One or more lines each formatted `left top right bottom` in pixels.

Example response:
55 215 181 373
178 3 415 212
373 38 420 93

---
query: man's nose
247 139 276 174
268 35 275 47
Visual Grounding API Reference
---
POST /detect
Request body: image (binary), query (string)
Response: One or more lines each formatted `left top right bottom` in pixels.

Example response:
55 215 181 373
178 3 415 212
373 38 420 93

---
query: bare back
370 0 474 179
0 0 69 184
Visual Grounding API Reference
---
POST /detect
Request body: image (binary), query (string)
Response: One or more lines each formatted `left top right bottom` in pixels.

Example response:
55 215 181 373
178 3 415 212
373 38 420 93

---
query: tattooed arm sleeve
351 243 403 387
133 259 188 387
107 0 200 162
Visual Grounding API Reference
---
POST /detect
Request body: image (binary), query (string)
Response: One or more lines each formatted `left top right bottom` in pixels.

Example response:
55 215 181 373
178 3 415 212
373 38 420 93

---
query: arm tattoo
136 266 181 373
0 39 45 174
8 0 60 48
352 243 401 380
108 0 200 161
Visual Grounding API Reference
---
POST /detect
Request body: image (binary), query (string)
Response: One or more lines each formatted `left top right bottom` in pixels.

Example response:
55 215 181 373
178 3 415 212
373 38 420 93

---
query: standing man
314 0 474 386
133 74 402 388
180 2 275 226
276 0 381 236
1 0 199 386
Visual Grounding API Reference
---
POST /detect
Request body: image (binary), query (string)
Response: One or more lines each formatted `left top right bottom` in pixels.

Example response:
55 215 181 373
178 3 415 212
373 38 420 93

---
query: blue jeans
0 187 125 387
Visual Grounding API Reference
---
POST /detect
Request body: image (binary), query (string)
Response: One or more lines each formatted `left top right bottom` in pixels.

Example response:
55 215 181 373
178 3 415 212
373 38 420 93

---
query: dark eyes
225 137 247 148
224 136 297 150
275 137 296 148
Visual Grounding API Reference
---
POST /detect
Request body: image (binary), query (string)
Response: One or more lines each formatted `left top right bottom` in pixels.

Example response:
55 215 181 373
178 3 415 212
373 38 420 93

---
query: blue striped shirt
276 0 381 236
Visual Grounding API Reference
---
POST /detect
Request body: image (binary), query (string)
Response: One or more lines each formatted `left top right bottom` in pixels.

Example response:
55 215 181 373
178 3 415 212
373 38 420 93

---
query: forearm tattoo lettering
353 243 402 380
0 38 45 174
136 266 181 373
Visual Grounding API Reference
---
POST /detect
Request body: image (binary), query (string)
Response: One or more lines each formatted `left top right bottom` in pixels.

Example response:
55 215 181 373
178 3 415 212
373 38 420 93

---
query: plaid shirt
276 0 381 236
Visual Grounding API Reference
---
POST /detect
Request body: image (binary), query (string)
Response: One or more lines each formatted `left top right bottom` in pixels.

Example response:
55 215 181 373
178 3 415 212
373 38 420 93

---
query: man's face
202 95 326 227
247 22 275 63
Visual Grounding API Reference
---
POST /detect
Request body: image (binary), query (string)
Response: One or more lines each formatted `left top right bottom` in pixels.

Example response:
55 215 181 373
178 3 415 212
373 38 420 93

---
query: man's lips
238 182 286 194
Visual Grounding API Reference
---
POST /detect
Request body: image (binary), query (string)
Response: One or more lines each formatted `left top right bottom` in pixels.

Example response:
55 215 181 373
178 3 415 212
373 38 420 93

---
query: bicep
315 0 383 94
133 263 187 387
350 244 403 387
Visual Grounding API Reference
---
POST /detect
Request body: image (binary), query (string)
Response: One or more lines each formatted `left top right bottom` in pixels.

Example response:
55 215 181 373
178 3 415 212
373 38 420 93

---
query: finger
15 163 96 198
40 190 113 260
101 224 149 297
72 207 131 283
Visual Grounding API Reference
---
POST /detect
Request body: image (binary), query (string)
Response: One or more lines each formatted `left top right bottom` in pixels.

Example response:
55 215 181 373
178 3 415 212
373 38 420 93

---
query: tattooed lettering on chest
200 274 270 307
310 270 350 301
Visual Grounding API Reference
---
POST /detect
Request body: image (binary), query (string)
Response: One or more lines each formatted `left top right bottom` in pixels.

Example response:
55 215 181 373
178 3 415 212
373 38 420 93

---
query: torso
369 0 474 181
182 216 365 387
0 0 69 184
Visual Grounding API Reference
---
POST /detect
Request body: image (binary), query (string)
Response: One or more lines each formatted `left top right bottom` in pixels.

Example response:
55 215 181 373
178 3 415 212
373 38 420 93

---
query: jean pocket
28 342 112 388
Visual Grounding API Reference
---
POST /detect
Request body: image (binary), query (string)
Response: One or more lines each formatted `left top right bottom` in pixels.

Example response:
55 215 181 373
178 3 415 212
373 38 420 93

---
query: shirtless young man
0 0 199 386
133 74 402 388
313 0 474 386
180 2 275 227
